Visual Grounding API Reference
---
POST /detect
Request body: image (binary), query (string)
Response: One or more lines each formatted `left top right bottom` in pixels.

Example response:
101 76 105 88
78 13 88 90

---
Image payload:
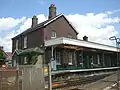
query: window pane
68 52 72 64
16 40 18 49
56 52 61 64
68 34 72 38
51 30 56 38
24 36 27 48
24 57 27 64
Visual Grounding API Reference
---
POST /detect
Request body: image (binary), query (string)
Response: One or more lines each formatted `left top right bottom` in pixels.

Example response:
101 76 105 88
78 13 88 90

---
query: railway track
52 73 112 90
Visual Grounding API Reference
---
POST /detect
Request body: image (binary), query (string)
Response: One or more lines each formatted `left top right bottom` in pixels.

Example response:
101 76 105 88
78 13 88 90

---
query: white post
22 70 23 90
48 63 52 90
1 69 2 90
16 65 19 90
116 43 119 90
48 46 54 90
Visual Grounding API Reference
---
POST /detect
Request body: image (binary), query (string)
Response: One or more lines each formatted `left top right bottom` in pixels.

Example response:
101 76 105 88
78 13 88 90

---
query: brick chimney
31 15 38 28
83 35 88 41
0 46 3 50
48 4 56 19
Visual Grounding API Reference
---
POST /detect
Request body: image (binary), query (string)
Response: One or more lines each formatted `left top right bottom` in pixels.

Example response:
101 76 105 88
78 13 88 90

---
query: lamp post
109 36 120 90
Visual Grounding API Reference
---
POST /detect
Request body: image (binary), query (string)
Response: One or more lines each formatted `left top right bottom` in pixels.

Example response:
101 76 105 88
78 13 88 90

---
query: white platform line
103 82 118 90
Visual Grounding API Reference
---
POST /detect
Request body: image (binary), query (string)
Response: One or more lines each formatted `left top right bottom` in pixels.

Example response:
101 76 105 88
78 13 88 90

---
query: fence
0 67 19 90
0 65 45 90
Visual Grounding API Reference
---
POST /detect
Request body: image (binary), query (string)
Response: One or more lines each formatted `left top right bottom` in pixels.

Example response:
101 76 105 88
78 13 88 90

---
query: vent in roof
83 35 88 41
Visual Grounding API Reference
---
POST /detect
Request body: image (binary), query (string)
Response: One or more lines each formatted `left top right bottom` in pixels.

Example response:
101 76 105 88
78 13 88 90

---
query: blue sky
0 0 120 52
0 0 120 18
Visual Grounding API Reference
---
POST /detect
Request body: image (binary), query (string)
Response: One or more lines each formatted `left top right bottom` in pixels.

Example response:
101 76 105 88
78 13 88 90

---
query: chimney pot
0 46 3 50
31 15 38 28
83 35 88 41
49 4 56 19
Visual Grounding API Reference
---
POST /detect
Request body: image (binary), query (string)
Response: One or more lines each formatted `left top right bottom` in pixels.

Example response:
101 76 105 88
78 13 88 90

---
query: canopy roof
45 37 118 52
13 47 44 56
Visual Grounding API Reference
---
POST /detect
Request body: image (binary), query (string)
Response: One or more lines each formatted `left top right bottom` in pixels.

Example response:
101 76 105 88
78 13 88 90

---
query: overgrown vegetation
0 51 6 66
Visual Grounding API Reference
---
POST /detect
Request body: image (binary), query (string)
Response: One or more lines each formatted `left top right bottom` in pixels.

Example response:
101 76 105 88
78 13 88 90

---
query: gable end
44 15 78 35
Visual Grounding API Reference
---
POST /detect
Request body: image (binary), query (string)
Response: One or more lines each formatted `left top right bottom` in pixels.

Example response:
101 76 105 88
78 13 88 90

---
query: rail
44 67 119 76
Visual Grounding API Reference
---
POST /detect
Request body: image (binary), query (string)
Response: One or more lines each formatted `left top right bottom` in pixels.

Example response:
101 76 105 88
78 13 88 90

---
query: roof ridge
12 14 63 39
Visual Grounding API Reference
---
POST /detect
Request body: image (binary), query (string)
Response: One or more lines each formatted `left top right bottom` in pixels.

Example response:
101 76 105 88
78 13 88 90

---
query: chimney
49 4 56 19
0 46 3 50
83 35 88 41
31 15 38 28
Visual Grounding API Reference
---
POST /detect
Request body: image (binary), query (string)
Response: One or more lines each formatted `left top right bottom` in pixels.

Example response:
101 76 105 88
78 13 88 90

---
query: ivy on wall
0 51 6 66
0 51 6 59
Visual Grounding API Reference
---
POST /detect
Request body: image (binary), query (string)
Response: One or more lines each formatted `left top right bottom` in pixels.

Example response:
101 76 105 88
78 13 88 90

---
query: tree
0 51 6 66
15 47 44 65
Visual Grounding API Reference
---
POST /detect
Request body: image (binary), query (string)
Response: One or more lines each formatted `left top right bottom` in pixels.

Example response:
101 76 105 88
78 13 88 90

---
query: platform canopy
45 37 118 52
14 47 44 56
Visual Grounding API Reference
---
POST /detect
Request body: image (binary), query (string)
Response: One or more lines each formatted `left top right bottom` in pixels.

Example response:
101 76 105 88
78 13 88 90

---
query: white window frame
14 59 16 66
56 52 61 65
24 57 27 64
68 52 73 65
16 40 18 50
51 30 56 39
24 36 27 48
97 55 100 64
79 53 83 65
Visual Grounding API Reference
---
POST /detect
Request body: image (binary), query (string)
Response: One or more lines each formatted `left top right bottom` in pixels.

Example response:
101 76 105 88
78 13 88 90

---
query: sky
0 0 120 52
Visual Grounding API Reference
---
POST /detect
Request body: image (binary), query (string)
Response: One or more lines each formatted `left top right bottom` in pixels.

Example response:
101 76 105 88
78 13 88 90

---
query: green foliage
0 51 6 66
0 52 3 57
31 55 38 65
16 47 43 65
26 55 38 65
0 51 6 59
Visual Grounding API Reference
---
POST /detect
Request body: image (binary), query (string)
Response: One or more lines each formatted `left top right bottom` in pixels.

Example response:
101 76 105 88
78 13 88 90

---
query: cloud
37 0 46 5
0 9 120 52
0 31 15 52
0 15 47 52
0 17 26 52
66 11 120 46
16 14 47 35
0 17 26 31
106 9 120 15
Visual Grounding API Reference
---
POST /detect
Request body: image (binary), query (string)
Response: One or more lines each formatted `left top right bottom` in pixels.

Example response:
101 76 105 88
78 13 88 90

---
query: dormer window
16 40 18 49
51 30 56 39
24 36 27 48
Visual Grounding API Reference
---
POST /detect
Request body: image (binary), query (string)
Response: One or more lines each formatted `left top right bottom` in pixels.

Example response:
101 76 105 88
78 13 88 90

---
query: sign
2 64 6 70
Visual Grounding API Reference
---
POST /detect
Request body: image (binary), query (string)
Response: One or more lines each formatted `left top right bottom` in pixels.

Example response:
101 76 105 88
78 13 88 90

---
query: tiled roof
6 52 12 57
12 14 62 39
12 14 78 39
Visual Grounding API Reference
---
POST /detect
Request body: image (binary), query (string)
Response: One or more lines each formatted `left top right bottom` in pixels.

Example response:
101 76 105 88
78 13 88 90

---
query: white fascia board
44 14 63 26
44 37 117 52
62 37 117 52
44 38 64 47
